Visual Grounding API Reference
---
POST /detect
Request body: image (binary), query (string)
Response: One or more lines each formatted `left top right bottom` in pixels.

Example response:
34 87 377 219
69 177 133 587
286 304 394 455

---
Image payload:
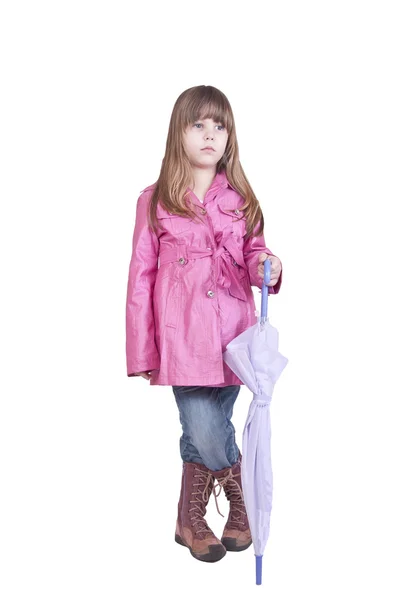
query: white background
1 1 397 598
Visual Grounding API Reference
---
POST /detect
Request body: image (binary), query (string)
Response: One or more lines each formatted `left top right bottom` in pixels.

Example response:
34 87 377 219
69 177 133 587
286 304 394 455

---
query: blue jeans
172 385 241 471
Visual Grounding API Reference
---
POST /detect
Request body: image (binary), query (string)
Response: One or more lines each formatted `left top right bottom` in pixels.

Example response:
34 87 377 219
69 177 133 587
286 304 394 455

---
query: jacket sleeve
242 221 283 295
126 191 160 377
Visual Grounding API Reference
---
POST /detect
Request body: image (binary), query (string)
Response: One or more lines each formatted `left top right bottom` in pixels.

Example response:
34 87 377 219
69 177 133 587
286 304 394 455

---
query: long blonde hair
148 85 264 240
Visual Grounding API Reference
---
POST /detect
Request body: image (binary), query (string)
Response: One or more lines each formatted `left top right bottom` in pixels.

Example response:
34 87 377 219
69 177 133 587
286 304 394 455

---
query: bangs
183 91 233 132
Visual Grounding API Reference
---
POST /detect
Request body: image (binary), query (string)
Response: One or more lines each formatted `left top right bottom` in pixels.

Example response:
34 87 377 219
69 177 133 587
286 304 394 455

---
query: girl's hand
257 253 282 287
135 371 153 380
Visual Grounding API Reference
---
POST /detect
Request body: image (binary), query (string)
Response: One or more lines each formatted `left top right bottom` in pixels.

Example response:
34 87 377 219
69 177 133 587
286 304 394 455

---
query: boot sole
175 534 226 563
221 537 253 552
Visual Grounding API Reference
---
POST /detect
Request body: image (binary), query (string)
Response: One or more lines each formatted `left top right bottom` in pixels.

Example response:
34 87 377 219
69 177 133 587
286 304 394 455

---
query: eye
193 122 225 131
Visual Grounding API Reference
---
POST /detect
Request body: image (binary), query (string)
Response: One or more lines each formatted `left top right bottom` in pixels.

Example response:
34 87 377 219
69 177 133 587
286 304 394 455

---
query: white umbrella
223 258 288 585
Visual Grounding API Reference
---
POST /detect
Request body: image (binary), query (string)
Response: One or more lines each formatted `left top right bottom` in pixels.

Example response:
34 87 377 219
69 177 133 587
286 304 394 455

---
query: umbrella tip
255 555 263 585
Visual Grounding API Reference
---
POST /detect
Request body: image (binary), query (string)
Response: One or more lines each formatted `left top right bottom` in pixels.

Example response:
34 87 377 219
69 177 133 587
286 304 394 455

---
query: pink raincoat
126 170 282 386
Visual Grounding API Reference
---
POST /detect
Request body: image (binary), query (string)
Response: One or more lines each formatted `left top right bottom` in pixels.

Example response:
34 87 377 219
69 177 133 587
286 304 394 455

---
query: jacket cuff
127 355 160 377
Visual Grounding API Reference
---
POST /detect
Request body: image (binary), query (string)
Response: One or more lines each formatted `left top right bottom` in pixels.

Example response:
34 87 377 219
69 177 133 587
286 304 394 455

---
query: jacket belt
158 236 248 302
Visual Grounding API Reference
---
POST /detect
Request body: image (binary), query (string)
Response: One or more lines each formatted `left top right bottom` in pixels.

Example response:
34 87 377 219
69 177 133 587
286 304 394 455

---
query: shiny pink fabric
126 170 282 386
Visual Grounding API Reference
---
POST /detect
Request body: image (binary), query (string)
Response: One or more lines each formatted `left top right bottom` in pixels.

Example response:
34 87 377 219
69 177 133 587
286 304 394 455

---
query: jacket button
201 208 207 214
207 290 214 298
234 209 240 215
232 259 237 266
179 257 186 264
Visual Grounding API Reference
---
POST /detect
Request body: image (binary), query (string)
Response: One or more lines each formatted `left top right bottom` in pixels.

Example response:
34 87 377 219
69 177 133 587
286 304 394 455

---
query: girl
125 85 282 563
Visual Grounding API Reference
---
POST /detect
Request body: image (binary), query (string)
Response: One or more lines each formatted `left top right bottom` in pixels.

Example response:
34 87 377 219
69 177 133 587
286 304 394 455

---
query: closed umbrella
223 258 288 585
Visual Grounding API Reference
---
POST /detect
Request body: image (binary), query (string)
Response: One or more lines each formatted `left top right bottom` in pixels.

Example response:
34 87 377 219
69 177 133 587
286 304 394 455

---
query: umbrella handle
260 258 272 321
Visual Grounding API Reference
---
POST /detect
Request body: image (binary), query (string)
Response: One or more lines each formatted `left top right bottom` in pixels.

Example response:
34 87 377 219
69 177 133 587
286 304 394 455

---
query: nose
204 126 214 140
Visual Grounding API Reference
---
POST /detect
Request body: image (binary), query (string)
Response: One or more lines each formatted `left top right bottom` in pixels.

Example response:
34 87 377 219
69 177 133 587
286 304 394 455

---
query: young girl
126 85 282 564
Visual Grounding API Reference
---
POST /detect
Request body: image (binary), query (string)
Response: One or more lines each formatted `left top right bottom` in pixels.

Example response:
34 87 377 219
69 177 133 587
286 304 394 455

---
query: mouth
201 147 215 151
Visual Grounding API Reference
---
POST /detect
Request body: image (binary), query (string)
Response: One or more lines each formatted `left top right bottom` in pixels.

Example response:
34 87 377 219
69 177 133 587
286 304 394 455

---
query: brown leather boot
211 454 252 552
175 461 227 562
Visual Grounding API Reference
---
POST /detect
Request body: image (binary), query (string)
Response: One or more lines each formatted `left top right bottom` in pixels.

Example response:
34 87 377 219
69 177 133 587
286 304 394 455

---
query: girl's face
183 118 228 169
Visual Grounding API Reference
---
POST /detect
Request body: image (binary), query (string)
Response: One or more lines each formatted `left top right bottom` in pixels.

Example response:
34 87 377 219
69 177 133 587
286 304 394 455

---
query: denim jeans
172 385 241 471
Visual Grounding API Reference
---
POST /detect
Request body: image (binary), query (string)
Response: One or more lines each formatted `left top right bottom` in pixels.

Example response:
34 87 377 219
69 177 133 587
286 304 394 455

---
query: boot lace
188 467 219 538
212 468 247 527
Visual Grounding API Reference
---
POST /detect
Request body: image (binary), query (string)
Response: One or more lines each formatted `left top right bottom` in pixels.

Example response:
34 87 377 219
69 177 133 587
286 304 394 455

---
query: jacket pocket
156 204 193 234
164 278 181 328
230 257 249 280
218 203 247 234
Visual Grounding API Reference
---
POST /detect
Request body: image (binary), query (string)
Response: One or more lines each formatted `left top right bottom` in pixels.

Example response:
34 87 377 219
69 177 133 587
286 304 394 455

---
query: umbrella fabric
223 317 288 581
